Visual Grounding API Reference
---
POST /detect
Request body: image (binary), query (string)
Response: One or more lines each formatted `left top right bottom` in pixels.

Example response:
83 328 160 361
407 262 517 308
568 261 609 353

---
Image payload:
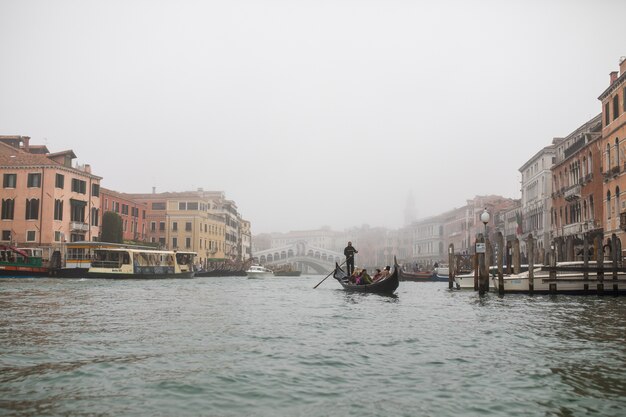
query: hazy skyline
1 0 625 234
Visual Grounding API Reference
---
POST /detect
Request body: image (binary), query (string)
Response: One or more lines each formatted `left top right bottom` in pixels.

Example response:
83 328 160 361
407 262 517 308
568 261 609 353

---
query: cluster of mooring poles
446 210 624 296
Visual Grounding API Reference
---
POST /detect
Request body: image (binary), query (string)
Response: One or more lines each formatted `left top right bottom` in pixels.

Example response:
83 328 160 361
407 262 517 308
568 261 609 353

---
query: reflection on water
1 277 625 417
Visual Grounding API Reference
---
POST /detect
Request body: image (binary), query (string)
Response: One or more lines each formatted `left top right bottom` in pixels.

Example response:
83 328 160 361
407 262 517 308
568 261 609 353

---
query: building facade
599 58 626 247
0 136 101 252
100 188 148 243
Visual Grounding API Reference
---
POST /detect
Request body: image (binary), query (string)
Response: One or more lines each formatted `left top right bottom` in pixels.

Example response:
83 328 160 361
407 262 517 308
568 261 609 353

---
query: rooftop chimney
84 164 91 174
152 186 156 194
22 136 30 152
610 71 618 85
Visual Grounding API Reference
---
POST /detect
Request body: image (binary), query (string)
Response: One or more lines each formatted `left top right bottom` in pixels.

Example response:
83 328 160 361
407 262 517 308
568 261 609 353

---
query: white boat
454 265 539 290
492 261 626 294
59 247 196 279
246 265 273 278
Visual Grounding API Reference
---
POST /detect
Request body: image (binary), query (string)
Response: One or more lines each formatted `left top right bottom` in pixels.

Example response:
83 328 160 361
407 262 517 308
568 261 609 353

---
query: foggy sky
1 0 625 234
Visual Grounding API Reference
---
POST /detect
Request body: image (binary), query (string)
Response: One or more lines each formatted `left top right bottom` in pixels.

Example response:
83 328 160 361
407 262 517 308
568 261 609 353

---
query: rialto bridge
254 241 344 274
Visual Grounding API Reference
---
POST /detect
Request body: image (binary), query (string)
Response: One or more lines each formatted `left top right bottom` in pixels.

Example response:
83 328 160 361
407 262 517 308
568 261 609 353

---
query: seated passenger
359 269 373 285
376 266 391 281
372 268 382 281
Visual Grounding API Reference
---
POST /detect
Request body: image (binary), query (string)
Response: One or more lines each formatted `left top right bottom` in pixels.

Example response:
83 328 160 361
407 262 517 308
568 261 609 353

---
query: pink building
0 136 101 249
100 188 148 242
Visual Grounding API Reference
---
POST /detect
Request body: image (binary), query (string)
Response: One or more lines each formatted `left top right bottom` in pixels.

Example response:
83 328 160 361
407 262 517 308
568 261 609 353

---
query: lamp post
480 208 490 239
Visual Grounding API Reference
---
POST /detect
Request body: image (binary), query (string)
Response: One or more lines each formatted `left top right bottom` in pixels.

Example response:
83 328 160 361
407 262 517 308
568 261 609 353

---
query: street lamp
480 208 490 238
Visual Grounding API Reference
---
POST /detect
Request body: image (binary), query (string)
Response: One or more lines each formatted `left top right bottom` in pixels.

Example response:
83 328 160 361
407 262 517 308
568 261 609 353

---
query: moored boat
80 248 195 279
246 265 273 278
0 245 49 277
333 263 399 294
394 257 434 281
492 261 626 294
432 265 449 282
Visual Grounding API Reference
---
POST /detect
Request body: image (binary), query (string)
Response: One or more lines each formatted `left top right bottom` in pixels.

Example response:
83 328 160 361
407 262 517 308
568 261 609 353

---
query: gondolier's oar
313 259 347 289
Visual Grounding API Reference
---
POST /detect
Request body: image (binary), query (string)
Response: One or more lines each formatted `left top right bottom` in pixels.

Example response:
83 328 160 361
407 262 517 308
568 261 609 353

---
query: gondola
394 256 435 281
333 263 399 294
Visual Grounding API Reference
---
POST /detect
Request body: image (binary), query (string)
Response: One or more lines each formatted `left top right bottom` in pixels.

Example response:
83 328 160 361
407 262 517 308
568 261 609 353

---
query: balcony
563 184 581 201
70 221 89 232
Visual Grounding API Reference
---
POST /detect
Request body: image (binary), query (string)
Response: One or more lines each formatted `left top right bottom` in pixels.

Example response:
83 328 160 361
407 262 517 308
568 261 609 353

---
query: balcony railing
563 184 581 201
70 221 89 231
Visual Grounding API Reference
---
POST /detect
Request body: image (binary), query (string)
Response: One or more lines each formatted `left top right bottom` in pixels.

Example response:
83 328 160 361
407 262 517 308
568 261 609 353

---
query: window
91 208 99 226
54 199 63 220
614 95 620 121
142 210 146 219
113 202 119 213
185 222 192 231
123 220 127 232
3 174 17 188
152 202 166 210
56 174 65 189
92 183 100 197
27 173 41 187
159 237 166 245
179 202 188 210
606 102 610 125
121 204 129 215
172 237 178 248
186 237 191 248
1 230 10 241
25 198 39 220
151 222 156 232
159 222 165 231
55 231 62 242
26 231 36 242
187 202 198 210
70 200 85 222
172 222 178 231
72 178 86 194
1 198 15 220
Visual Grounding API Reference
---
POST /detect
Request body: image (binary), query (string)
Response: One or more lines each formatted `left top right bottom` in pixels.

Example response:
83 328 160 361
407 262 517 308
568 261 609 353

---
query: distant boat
394 257 434 281
333 263 399 294
0 245 49 277
246 265 273 278
273 270 302 277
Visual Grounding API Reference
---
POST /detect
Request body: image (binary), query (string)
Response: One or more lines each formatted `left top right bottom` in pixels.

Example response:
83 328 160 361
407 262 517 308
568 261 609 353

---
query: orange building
550 115 603 259
599 58 626 245
0 136 101 251
100 188 148 243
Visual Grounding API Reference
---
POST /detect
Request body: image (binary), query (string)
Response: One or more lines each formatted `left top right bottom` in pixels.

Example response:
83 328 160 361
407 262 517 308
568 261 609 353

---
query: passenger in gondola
358 269 373 285
372 268 382 281
376 265 391 282
349 268 360 284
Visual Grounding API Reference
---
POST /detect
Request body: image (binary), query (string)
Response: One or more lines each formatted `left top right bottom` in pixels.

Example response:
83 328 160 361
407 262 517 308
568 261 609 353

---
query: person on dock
344 241 358 276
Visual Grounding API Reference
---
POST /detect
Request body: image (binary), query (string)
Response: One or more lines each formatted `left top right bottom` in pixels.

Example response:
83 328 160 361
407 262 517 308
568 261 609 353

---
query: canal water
1 276 625 417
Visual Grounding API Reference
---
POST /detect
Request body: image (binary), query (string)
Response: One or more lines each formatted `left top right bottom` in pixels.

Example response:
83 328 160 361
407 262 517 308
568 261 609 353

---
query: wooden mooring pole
612 233 619 295
496 232 504 296
549 243 557 294
528 234 534 295
448 244 455 290
596 235 604 295
583 234 589 294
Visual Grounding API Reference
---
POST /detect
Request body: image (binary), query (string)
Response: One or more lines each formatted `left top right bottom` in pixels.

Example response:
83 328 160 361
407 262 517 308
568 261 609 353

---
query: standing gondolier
344 241 358 276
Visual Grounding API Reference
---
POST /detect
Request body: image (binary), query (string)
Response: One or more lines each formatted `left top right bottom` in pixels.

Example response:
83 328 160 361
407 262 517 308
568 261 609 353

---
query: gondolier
344 241 358 276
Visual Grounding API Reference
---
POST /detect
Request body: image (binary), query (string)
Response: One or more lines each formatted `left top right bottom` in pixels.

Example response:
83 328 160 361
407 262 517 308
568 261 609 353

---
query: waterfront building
0 136 101 251
550 115 603 260
519 143 557 257
100 188 148 243
404 214 445 267
129 189 249 269
599 58 626 246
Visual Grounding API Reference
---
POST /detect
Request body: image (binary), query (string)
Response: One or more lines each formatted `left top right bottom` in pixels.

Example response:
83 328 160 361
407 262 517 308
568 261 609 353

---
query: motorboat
246 265 273 278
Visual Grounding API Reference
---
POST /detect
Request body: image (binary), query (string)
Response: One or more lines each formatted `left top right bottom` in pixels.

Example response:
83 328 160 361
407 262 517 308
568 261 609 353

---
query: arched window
616 138 620 168
583 200 588 221
588 151 593 174
607 190 612 219
582 157 587 177
616 186 621 218
607 144 612 170
614 95 620 121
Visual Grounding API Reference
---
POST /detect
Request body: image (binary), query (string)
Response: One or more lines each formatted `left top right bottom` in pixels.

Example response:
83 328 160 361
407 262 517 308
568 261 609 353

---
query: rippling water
1 276 625 417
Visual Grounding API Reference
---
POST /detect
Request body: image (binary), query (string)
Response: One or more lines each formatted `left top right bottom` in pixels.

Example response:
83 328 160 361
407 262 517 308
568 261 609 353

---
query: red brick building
100 188 148 243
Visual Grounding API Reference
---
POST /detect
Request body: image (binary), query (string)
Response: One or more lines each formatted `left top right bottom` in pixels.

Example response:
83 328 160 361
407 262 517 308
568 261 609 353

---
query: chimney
84 164 91 174
22 136 30 152
610 71 618 85
620 56 626 76
152 186 156 194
